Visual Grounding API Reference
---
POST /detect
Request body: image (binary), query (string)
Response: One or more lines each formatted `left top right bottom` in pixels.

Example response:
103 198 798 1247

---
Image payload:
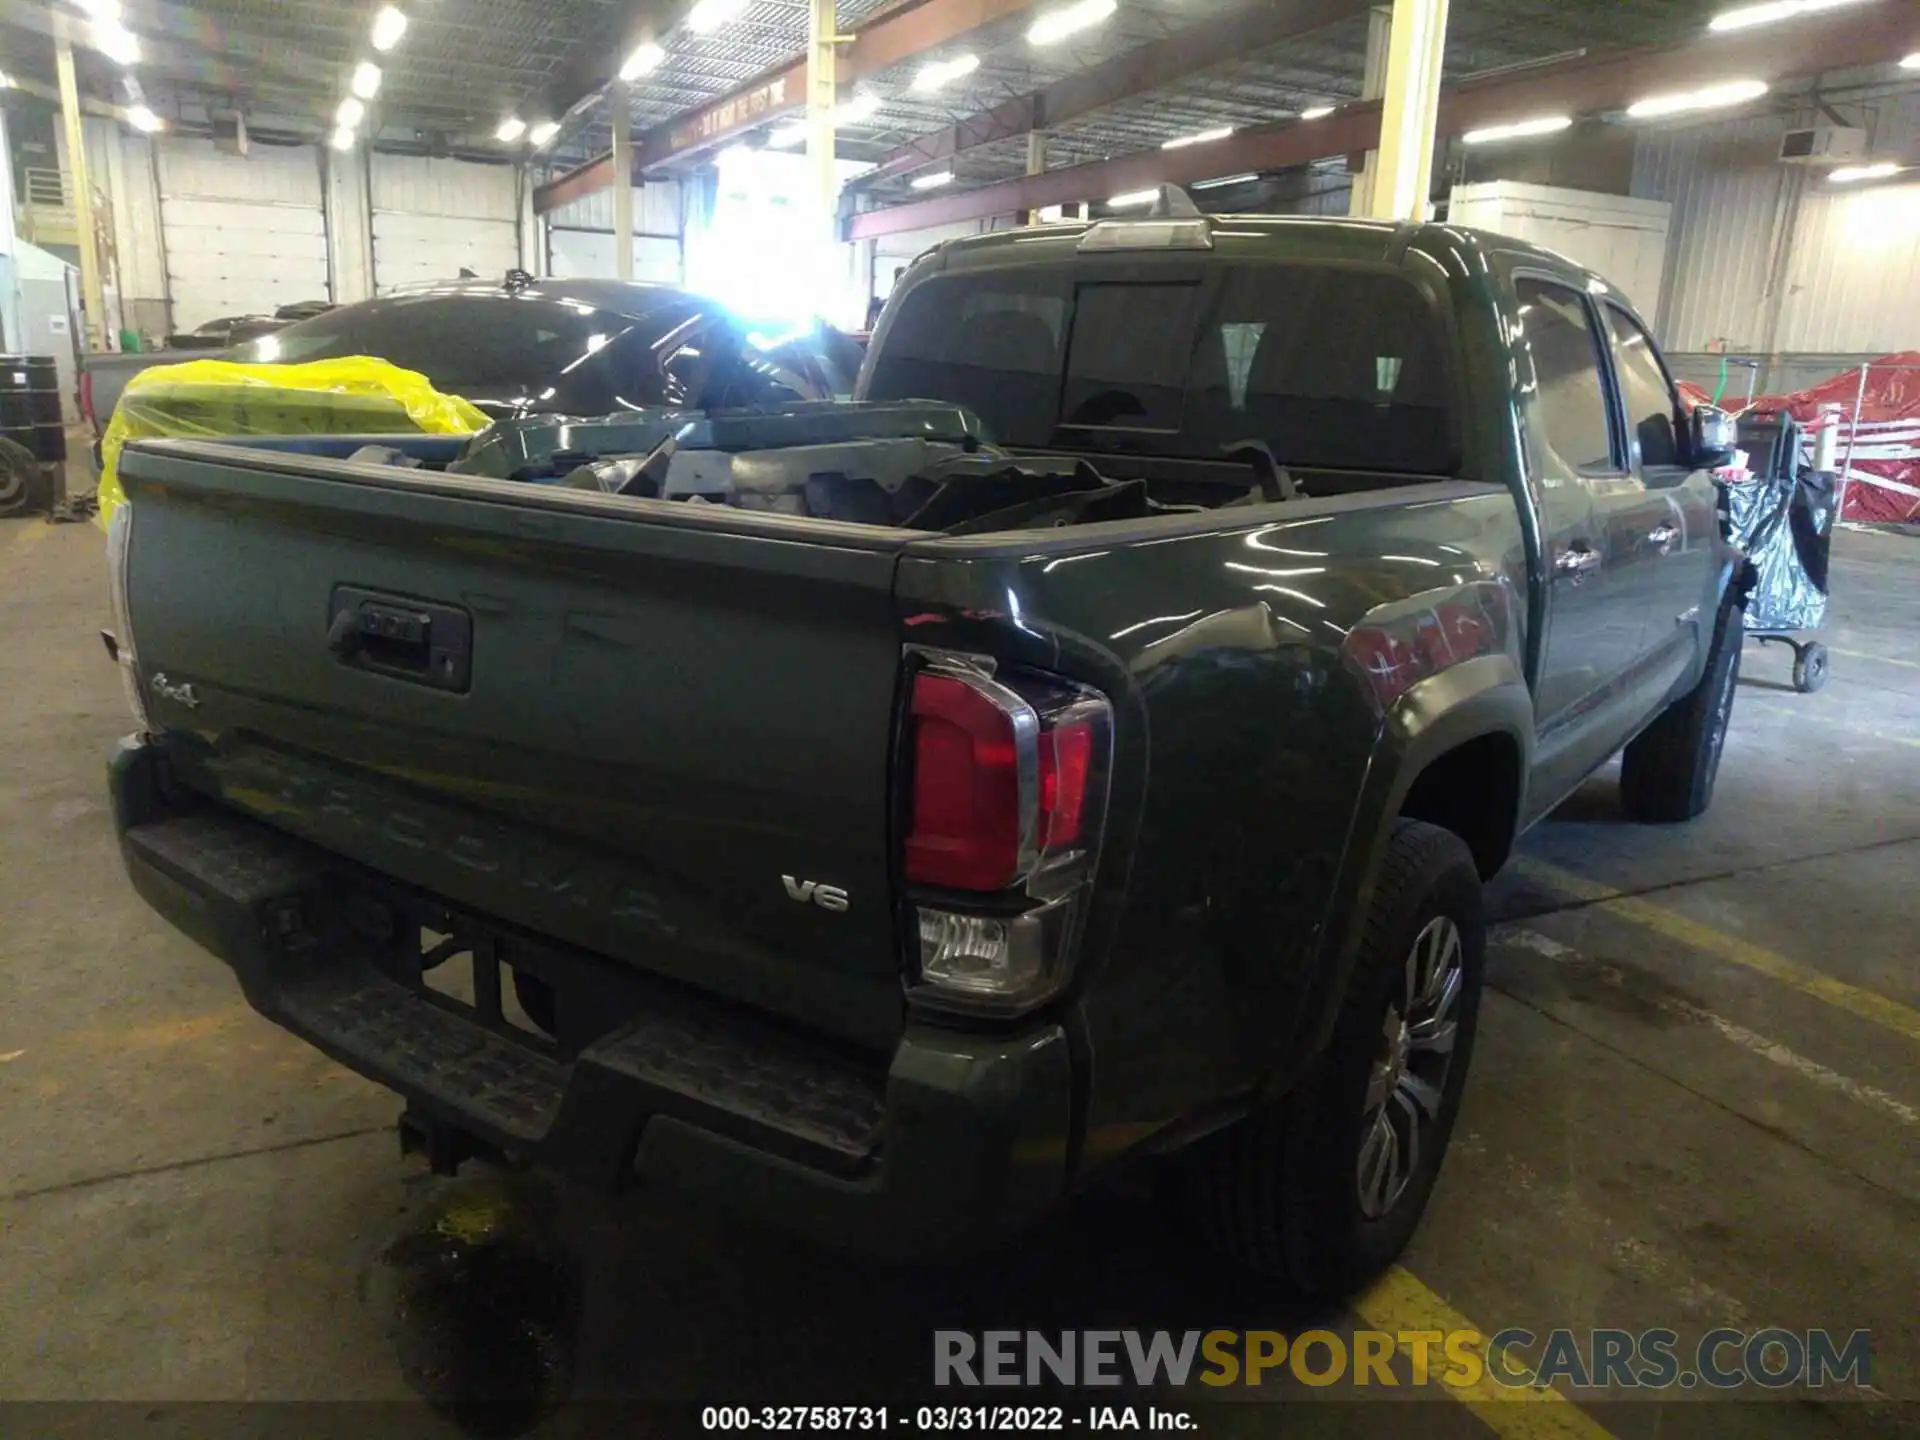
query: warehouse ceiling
0 0 1890 193
5 0 1721 135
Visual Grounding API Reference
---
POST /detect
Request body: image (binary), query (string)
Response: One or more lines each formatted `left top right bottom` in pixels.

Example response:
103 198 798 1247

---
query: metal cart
1725 409 1836 693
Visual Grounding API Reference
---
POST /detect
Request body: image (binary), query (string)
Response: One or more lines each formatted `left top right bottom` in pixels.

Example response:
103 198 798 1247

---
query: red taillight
1039 718 1093 849
905 673 1022 891
904 667 1104 893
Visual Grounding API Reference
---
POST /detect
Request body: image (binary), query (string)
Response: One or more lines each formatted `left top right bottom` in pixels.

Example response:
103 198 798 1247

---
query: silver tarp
1726 477 1829 634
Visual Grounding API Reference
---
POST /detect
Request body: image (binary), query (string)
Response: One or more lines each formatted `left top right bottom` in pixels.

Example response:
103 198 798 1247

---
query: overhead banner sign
665 74 795 158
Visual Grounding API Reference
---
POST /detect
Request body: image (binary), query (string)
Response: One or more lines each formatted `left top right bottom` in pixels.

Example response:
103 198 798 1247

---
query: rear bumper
110 735 1073 1259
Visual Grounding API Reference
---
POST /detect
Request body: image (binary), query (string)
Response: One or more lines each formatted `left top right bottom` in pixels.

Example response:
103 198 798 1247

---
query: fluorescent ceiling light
78 0 120 18
1300 104 1334 120
0 72 12 89
1829 162 1901 182
351 62 382 100
125 104 162 132
768 121 807 148
371 6 408 51
687 0 750 34
530 120 560 147
1028 0 1117 47
1107 188 1158 207
1193 172 1259 189
1462 114 1574 145
1162 125 1234 150
620 41 666 80
1709 0 1870 33
496 116 526 143
335 97 365 127
1902 52 1920 69
330 125 357 151
1625 79 1767 118
911 170 954 189
94 20 140 66
912 53 980 92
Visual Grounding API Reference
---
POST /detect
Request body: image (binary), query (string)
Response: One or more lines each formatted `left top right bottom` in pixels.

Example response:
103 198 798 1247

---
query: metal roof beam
846 4 1914 238
535 0 1038 215
855 0 1374 188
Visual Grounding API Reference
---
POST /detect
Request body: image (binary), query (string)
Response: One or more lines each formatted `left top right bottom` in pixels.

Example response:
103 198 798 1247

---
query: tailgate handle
327 587 473 693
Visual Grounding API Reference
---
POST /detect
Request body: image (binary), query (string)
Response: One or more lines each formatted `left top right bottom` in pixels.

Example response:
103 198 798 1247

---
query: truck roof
922 214 1602 290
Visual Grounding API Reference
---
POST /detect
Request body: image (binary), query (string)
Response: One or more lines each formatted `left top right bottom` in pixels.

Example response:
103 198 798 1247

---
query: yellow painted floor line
7 518 50 551
1355 1266 1618 1439
1515 858 1920 1044
1829 646 1920 672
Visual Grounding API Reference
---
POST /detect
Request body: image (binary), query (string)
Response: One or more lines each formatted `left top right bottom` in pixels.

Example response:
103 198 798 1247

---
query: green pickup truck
105 214 1744 1297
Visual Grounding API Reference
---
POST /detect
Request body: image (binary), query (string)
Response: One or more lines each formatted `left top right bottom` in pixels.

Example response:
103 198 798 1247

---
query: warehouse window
1516 278 1616 475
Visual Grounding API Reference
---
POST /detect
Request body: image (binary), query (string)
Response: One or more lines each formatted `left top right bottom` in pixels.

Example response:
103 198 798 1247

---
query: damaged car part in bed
105 216 1743 1296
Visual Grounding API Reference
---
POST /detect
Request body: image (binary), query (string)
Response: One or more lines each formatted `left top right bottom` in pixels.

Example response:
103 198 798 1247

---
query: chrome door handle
1555 546 1601 576
1647 523 1680 550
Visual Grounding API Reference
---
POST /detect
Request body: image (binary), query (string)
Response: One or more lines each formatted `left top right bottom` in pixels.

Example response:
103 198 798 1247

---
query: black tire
1792 643 1829 694
1619 598 1742 823
0 437 42 517
1187 820 1484 1297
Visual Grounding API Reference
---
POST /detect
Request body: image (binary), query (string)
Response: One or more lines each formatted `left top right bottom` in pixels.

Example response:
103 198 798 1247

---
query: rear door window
1605 304 1682 470
1514 278 1617 475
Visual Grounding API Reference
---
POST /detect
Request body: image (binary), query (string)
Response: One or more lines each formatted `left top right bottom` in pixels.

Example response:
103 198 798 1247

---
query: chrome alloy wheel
1356 914 1464 1220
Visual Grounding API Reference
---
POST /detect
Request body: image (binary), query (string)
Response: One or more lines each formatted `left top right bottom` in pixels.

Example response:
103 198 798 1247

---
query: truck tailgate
119 439 916 1050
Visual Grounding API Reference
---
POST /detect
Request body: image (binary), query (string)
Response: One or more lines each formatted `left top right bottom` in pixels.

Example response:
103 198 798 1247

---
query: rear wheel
1188 820 1484 1296
0 437 42 517
1620 598 1742 823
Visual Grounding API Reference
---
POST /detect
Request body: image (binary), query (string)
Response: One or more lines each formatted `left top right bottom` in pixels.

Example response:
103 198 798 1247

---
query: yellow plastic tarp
95 356 490 527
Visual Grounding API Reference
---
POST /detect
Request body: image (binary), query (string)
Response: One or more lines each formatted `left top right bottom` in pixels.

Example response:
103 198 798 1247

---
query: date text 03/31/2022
700 1406 1196 1431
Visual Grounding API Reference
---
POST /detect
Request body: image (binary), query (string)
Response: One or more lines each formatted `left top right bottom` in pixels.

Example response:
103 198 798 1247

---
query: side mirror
1689 404 1739 470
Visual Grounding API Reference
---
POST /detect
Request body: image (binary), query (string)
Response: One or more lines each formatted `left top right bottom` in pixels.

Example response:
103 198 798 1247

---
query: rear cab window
866 259 1459 476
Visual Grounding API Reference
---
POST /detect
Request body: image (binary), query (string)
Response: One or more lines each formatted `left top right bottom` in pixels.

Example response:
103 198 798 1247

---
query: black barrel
0 355 66 462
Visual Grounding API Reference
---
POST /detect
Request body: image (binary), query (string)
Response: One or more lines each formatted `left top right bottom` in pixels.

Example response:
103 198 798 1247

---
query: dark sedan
82 276 858 450
232 277 858 418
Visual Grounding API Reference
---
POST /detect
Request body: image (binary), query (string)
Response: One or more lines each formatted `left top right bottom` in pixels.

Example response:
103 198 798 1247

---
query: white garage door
547 230 683 284
371 155 520 291
156 139 328 332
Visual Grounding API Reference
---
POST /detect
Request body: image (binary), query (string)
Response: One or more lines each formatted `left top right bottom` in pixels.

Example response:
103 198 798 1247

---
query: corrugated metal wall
1634 93 1920 355
84 121 169 338
369 155 521 290
154 138 328 331
545 182 684 237
544 181 685 282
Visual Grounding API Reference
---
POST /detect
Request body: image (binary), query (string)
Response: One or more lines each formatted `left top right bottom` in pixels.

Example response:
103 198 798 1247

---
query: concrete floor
2 514 1916 1438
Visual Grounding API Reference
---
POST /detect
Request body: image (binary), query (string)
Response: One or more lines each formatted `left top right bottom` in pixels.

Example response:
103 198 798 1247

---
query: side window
1515 278 1616 475
1606 305 1681 469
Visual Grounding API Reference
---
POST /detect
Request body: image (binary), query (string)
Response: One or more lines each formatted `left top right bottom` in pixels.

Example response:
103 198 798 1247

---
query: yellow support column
611 80 633 279
55 27 108 349
1366 0 1449 222
1347 6 1392 218
809 0 839 240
